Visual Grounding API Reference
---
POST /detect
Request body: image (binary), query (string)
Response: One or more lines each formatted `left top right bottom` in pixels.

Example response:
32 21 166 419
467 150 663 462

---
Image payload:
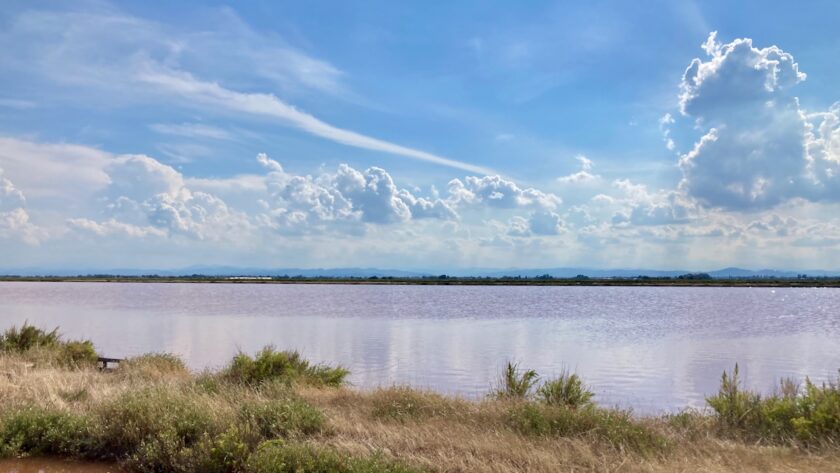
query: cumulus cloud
659 114 676 151
608 179 697 226
67 218 167 238
0 169 26 211
676 32 840 210
447 175 561 210
0 168 44 244
88 155 252 240
507 210 566 237
557 155 600 184
256 154 457 234
0 137 110 208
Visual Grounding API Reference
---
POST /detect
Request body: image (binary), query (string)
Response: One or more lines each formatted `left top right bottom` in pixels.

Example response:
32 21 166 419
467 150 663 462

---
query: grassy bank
1 324 839 472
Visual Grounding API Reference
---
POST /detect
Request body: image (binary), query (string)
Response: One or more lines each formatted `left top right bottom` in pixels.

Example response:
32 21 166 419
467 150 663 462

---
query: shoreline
3 276 840 288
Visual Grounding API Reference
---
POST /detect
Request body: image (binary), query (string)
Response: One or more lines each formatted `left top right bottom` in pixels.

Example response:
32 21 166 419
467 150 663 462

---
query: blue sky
2 0 840 271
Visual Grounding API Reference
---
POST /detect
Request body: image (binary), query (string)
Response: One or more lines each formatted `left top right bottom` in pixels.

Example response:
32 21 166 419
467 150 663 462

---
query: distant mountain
707 267 838 278
1 266 838 278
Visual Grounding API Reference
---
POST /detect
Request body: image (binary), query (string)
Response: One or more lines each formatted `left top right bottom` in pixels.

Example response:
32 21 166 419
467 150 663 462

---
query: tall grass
493 361 539 400
707 364 840 446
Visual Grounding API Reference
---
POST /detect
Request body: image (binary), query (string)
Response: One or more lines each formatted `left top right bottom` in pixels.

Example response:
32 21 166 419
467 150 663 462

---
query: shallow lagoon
1 282 838 413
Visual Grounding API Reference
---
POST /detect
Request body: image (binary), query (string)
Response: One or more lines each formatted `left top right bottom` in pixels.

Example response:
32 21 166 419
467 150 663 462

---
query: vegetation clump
707 364 840 446
506 402 668 455
0 322 98 367
238 399 325 439
0 323 60 352
537 370 594 409
493 361 540 400
0 406 95 458
224 347 349 387
247 440 426 473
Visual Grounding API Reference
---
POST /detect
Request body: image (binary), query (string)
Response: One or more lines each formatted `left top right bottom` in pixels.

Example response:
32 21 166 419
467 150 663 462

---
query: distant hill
2 266 839 279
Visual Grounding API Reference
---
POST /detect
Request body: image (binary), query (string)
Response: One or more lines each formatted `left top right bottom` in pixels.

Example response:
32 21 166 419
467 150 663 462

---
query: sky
2 0 840 271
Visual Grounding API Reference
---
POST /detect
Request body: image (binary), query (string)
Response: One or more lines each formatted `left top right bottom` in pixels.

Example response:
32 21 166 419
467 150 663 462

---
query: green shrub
0 406 94 457
493 361 539 400
507 403 668 455
0 323 59 352
239 399 325 438
224 347 348 387
706 365 840 446
195 425 257 473
94 387 224 461
0 323 98 368
60 340 99 367
537 371 594 409
706 364 761 431
246 440 426 473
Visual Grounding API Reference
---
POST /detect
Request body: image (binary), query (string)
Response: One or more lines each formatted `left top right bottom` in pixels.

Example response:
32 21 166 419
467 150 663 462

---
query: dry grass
3 354 839 473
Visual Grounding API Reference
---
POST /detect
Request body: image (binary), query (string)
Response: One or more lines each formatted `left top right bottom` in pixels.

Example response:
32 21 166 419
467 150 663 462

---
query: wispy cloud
1 4 493 175
0 98 36 109
149 123 234 140
139 68 494 174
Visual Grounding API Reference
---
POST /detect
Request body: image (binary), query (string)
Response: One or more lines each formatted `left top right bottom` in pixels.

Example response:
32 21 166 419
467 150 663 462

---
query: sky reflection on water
1 282 838 413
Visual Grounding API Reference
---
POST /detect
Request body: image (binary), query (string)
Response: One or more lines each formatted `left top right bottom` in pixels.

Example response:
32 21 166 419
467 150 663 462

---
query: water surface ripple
1 282 838 413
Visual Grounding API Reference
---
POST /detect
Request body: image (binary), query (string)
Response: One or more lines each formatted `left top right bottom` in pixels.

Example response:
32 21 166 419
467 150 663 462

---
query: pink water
1 282 839 413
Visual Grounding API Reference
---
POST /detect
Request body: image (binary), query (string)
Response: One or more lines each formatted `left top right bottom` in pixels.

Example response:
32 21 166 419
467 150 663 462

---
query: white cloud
557 155 600 184
507 210 566 237
139 68 493 174
527 210 566 235
0 168 44 244
0 7 342 97
257 154 457 233
67 218 166 238
149 123 234 140
0 169 26 211
447 175 561 210
1 5 492 175
676 32 840 210
91 154 253 241
659 113 675 151
0 137 110 207
593 179 697 227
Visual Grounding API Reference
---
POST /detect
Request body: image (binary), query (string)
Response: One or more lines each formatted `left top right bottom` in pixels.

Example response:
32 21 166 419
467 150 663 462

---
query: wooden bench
97 356 123 370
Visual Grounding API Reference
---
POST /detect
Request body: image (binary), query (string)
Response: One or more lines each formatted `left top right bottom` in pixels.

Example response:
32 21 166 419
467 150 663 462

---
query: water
1 282 838 413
